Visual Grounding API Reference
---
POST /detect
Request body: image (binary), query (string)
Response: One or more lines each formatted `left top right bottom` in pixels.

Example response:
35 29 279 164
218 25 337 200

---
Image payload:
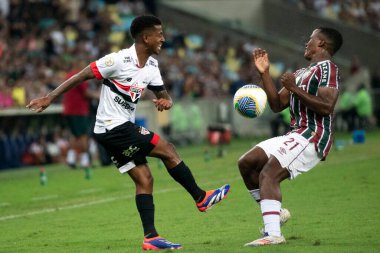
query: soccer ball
233 84 267 118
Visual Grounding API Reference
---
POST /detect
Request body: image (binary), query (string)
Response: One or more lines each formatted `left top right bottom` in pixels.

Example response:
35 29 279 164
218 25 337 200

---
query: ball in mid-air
233 84 267 118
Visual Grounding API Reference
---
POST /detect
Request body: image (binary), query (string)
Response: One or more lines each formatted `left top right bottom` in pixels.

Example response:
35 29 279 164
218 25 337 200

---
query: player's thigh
260 156 291 182
149 137 179 161
238 146 268 172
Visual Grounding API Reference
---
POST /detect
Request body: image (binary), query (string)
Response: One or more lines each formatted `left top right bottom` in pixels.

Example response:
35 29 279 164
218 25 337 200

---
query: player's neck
310 51 331 64
135 43 151 67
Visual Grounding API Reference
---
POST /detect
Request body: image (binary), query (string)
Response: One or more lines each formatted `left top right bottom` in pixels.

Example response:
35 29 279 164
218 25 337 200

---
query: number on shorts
283 138 300 150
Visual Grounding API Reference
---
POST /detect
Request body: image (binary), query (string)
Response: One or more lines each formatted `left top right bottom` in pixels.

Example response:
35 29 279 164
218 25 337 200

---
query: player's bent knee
259 166 276 184
139 174 154 189
259 163 288 184
238 156 250 173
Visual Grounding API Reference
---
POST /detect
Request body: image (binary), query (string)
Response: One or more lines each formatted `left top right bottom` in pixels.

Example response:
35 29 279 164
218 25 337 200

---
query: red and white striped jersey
90 44 165 134
289 60 339 160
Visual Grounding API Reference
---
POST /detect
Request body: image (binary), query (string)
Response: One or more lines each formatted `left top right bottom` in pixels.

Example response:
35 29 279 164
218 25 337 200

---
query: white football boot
279 208 291 225
244 232 286 247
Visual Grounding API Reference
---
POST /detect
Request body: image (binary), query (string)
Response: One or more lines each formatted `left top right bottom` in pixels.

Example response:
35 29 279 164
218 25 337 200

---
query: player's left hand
152 98 173 111
281 73 297 92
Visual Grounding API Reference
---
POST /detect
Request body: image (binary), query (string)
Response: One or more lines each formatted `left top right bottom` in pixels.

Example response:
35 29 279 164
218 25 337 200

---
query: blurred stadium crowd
0 0 379 169
287 0 380 32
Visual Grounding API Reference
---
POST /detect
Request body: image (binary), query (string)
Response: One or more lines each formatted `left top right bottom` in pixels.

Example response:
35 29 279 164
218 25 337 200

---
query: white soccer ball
233 84 267 118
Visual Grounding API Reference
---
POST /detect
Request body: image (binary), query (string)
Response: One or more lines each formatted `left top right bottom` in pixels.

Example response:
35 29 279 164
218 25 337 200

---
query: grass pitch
1 130 380 253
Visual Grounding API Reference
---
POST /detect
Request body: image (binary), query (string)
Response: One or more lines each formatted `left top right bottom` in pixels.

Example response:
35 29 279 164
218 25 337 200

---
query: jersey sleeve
90 52 122 80
318 61 339 89
147 65 165 91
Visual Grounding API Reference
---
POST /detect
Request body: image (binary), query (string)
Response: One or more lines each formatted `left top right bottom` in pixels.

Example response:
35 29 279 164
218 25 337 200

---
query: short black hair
317 27 343 55
130 15 162 39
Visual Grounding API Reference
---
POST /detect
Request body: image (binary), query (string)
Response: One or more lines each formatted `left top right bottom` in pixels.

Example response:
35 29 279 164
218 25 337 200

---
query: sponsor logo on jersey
114 96 135 111
149 60 157 67
122 146 140 158
124 56 132 63
321 63 328 83
139 126 150 135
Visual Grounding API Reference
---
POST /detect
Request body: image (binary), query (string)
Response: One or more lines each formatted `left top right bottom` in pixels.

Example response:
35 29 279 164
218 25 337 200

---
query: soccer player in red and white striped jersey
239 27 343 246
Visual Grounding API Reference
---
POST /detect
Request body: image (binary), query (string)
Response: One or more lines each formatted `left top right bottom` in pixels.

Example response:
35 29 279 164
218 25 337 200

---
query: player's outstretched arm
252 48 288 112
26 65 95 113
152 90 173 112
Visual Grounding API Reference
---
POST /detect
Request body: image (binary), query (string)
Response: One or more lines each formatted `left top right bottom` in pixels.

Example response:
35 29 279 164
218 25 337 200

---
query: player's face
146 25 165 55
304 29 321 61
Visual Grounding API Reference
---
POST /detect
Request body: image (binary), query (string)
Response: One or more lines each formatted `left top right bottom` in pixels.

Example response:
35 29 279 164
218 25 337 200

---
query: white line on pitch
78 188 103 195
0 177 239 221
32 195 59 201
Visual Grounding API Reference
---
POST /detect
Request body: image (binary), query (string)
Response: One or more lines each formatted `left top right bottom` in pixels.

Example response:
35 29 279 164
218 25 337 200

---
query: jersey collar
130 44 144 68
309 59 331 67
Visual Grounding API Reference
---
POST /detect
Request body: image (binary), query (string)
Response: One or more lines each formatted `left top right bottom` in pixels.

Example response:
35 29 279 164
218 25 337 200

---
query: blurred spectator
0 81 14 108
371 66 380 89
28 135 47 165
353 84 374 129
11 80 26 107
291 0 380 32
270 107 291 137
349 55 362 75
371 67 380 126
229 66 251 95
63 59 99 173
45 129 70 164
338 87 356 131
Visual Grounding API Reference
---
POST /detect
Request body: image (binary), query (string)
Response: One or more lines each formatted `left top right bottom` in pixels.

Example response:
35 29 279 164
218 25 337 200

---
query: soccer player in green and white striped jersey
239 27 343 247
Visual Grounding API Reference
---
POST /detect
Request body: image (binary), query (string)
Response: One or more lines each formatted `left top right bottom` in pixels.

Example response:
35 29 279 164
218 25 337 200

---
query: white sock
66 149 76 165
260 199 281 237
80 152 90 168
249 189 261 203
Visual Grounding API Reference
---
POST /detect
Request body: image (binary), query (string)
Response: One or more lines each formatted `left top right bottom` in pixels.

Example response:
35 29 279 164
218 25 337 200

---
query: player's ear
142 29 153 44
141 33 148 43
319 39 333 55
318 38 325 47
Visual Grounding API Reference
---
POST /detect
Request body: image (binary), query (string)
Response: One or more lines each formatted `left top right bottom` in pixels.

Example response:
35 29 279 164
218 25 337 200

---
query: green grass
1 130 380 253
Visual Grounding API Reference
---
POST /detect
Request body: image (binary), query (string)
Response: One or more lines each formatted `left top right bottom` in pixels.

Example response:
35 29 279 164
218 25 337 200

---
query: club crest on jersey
128 82 143 102
139 126 150 135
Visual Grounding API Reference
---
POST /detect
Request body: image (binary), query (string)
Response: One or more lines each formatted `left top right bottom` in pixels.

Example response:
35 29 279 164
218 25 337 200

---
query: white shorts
256 132 320 180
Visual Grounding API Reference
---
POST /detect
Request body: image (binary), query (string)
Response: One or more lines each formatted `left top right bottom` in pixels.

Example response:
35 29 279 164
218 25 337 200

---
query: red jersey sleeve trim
90 61 103 80
150 133 160 146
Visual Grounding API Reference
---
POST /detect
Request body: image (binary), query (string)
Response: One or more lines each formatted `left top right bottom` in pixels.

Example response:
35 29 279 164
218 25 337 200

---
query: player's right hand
26 96 52 113
252 48 270 75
